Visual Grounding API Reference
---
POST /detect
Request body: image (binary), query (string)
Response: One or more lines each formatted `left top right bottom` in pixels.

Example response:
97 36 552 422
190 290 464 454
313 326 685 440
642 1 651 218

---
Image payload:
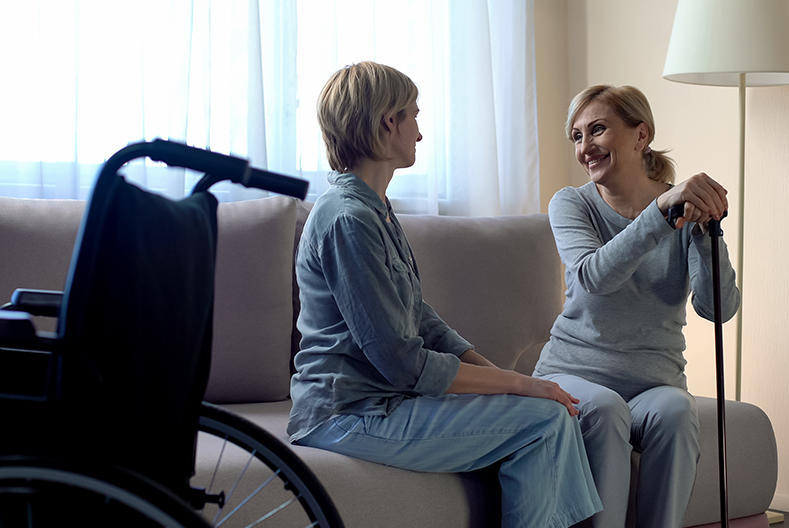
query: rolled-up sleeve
419 301 473 357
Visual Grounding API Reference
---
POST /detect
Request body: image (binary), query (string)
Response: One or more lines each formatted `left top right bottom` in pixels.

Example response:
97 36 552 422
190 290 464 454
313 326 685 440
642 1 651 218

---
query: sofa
0 193 778 527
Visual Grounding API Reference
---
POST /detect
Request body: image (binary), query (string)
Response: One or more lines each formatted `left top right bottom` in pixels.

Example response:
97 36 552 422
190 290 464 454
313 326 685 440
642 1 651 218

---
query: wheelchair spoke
206 434 229 495
245 495 298 528
215 470 280 527
196 404 344 528
212 448 257 525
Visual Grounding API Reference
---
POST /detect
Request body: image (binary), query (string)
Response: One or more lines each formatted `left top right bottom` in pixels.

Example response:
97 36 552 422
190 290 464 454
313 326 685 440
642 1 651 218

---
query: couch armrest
682 396 777 526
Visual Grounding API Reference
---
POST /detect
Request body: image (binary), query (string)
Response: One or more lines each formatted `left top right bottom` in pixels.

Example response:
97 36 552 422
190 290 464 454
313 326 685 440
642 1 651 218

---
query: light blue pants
295 393 602 528
539 374 700 528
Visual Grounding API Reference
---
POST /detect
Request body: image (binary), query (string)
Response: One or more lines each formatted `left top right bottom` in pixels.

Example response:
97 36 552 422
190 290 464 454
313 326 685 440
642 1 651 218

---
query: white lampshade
663 0 789 86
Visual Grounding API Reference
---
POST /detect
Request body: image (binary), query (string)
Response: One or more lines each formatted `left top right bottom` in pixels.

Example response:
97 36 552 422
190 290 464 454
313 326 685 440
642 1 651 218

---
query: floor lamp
663 0 789 403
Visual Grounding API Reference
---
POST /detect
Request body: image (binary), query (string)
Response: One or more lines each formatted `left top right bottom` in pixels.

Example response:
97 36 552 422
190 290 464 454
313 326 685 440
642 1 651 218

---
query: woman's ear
380 110 396 134
635 122 649 150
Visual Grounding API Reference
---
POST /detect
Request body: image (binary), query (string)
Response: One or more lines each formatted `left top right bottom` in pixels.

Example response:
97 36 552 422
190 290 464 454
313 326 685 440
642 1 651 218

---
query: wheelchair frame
0 140 343 527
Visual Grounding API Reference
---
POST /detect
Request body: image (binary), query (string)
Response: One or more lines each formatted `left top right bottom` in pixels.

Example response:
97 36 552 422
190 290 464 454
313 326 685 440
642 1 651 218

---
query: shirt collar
331 172 390 219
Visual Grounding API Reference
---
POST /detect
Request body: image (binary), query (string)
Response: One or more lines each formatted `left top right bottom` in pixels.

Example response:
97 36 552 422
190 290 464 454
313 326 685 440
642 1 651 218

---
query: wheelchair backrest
56 173 218 495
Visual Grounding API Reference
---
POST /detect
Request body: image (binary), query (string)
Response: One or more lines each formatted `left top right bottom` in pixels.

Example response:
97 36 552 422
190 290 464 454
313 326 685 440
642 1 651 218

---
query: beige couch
0 194 777 527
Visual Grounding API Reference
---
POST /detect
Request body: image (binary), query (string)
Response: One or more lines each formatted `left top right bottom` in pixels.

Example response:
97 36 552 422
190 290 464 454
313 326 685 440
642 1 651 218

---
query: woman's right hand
513 374 580 416
656 172 728 229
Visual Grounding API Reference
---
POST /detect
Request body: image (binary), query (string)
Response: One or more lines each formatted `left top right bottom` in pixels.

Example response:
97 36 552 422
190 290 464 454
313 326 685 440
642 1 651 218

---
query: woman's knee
578 389 632 438
635 388 700 449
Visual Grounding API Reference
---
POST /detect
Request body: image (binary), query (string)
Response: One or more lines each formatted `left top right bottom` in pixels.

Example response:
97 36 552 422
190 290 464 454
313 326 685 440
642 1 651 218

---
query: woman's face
390 102 422 169
570 100 645 185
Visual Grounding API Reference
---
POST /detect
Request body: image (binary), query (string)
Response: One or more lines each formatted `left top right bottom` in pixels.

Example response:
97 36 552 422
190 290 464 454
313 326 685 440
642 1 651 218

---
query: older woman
287 61 601 528
534 85 740 528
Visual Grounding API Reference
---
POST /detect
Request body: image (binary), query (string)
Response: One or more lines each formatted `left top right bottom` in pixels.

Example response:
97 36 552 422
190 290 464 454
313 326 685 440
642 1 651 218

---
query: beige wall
535 0 788 511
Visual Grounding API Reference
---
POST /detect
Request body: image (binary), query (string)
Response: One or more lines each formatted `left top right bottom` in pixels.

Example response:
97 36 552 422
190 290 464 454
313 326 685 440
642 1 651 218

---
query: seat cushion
219 401 501 528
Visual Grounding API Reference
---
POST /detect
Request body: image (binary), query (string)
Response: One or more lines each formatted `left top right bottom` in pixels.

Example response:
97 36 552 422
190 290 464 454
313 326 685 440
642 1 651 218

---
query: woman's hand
656 172 728 229
512 375 580 416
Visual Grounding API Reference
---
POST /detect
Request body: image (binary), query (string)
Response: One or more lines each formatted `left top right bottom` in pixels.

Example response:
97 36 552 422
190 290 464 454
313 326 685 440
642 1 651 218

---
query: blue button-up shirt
287 173 471 441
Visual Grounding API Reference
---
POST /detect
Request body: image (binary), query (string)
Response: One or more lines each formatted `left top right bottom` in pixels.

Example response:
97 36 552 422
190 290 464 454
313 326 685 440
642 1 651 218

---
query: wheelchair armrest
0 311 37 341
2 289 63 318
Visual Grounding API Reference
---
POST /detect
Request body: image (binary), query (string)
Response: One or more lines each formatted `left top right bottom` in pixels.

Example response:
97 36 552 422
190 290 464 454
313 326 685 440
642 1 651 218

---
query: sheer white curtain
0 0 539 216
0 0 268 201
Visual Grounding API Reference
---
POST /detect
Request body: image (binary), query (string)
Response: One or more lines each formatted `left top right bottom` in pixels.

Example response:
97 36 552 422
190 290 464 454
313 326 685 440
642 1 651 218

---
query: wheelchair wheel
194 402 344 528
0 457 211 527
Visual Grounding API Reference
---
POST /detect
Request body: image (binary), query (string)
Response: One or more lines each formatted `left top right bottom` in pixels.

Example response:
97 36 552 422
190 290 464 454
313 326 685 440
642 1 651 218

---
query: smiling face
570 100 646 185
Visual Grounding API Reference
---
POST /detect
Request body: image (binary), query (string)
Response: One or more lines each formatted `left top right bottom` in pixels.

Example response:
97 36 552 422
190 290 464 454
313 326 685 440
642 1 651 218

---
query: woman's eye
592 124 605 134
572 132 582 142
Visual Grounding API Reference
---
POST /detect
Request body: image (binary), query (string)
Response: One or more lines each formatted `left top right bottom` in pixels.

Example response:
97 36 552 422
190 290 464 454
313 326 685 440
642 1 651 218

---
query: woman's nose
579 134 594 152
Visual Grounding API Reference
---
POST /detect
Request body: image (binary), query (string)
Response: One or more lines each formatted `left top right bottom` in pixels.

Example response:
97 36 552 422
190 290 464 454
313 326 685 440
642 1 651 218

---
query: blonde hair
565 85 676 184
317 61 418 172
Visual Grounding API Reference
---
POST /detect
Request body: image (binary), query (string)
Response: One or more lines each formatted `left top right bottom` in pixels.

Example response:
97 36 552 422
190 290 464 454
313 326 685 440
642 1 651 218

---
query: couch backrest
0 195 563 404
0 195 299 404
398 213 562 374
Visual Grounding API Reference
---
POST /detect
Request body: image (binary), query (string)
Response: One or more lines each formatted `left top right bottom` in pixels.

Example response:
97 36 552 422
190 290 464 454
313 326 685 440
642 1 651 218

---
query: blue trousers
295 393 602 528
539 374 700 528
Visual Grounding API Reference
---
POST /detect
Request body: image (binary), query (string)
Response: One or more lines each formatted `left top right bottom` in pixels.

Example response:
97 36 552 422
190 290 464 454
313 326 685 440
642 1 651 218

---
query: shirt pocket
390 258 417 311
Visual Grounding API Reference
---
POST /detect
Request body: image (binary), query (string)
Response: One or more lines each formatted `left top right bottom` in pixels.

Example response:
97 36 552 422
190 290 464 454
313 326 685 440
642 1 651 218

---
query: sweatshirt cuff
646 199 675 234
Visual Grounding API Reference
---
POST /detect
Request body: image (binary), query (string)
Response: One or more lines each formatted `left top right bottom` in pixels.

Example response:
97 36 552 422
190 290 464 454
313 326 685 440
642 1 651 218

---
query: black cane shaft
710 221 729 527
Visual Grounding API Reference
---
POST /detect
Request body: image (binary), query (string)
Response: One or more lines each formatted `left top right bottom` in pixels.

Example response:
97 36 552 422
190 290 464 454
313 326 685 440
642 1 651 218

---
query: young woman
287 61 601 528
534 85 740 528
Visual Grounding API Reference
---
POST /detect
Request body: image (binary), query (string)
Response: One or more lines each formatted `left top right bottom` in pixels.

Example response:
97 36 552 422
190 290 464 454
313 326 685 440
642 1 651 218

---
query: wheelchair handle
147 139 309 199
99 140 309 199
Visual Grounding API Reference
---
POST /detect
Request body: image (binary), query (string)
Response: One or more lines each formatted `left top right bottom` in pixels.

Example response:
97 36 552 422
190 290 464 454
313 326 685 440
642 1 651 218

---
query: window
0 0 539 216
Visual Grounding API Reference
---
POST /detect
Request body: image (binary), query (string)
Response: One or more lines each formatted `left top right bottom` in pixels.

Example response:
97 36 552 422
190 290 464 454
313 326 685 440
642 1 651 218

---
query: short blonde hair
317 62 418 172
566 85 676 184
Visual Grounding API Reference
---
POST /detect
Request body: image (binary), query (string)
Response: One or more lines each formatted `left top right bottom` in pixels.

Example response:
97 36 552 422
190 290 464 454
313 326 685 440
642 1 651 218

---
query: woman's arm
459 349 496 367
550 188 673 294
447 362 580 416
687 227 740 322
418 301 475 358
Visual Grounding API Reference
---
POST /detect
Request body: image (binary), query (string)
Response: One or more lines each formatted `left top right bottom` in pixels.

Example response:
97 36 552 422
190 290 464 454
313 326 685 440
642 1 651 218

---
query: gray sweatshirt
533 182 740 401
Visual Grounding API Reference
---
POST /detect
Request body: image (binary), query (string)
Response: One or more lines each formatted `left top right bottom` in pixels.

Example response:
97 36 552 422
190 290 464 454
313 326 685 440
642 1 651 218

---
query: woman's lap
296 393 573 472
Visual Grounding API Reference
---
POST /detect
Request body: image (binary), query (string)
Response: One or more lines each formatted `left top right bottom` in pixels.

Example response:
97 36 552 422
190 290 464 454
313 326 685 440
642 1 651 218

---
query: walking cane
668 204 729 527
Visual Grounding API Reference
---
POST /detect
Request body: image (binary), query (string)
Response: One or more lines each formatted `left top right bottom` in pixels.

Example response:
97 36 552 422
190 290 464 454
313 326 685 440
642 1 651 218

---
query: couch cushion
206 196 298 403
398 213 562 374
217 401 501 528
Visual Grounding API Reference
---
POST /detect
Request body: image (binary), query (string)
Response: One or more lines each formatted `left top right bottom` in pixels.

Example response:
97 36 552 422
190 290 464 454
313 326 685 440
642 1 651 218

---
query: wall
534 0 788 511
743 86 789 510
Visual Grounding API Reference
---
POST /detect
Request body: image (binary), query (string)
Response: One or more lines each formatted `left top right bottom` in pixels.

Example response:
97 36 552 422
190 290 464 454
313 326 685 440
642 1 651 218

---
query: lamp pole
735 74 745 401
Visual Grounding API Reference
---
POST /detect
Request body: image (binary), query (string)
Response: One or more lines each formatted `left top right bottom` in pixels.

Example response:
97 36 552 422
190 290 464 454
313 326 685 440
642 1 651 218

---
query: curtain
0 0 539 216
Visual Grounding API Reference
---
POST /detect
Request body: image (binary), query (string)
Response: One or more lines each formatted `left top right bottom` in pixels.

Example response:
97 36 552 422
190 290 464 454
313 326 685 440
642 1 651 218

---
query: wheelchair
0 140 344 527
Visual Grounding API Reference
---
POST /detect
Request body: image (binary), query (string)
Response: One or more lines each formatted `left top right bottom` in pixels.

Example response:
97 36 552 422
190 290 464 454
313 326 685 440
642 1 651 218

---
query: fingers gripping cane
668 204 729 527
